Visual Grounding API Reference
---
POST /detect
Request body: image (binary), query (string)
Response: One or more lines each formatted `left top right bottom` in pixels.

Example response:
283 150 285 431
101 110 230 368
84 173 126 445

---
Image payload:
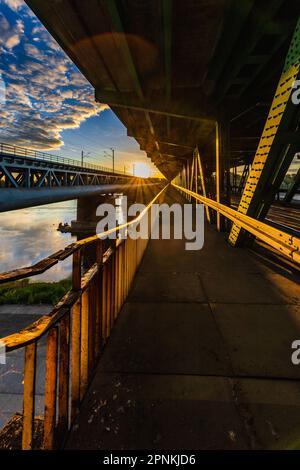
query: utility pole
111 148 115 173
104 148 115 172
133 164 135 176
81 150 91 166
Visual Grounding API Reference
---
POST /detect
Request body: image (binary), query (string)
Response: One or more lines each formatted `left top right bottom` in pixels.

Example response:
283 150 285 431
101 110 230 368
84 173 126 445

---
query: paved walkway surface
66 189 300 450
0 305 52 429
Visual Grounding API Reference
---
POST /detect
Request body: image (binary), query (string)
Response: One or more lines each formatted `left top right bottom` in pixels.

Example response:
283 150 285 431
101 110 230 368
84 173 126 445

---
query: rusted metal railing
0 184 168 449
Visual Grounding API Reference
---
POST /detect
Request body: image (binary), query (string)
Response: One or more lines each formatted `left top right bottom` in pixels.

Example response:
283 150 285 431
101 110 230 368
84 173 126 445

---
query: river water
0 192 298 282
0 201 77 282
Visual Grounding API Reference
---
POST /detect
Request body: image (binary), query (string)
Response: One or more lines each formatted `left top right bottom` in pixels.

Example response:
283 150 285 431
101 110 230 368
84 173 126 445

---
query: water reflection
0 201 77 282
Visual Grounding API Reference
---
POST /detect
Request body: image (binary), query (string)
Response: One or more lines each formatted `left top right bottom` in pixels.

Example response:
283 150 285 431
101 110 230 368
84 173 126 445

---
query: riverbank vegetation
0 279 72 305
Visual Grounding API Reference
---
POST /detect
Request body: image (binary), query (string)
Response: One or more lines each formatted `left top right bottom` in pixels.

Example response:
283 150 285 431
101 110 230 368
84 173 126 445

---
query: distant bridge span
0 143 162 212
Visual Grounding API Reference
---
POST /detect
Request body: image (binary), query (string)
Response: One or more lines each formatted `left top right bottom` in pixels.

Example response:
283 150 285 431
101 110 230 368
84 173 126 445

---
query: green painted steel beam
229 17 300 246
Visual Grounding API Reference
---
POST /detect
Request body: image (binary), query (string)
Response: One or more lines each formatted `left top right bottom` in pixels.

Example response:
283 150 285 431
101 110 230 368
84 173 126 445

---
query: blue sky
0 0 159 176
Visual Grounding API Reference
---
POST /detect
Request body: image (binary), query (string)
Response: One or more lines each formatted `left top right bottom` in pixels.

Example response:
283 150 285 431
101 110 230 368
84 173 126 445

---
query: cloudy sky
0 0 159 176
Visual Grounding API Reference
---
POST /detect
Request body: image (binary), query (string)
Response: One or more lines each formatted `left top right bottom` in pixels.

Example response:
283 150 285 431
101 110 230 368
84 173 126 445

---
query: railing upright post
58 313 70 440
72 249 81 290
106 253 112 337
43 327 58 450
88 277 96 373
126 237 130 296
135 238 138 276
119 241 124 306
109 250 114 329
22 342 37 450
111 235 118 323
122 240 127 306
116 239 122 315
80 287 89 400
124 240 127 300
129 238 133 288
71 250 81 420
129 237 132 289
95 241 103 357
102 263 107 343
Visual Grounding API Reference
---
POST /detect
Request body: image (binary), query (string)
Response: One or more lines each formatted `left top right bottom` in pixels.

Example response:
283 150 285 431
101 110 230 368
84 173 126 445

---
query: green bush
0 279 72 305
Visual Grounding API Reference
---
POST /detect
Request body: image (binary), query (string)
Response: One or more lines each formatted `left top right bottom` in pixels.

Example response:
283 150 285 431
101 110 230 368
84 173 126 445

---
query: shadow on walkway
66 188 300 450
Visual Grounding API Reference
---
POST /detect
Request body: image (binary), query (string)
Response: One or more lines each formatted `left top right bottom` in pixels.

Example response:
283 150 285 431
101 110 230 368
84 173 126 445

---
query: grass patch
0 279 72 305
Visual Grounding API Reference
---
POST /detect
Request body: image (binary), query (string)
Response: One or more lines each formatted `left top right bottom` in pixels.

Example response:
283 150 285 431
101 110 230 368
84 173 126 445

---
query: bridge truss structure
0 143 130 189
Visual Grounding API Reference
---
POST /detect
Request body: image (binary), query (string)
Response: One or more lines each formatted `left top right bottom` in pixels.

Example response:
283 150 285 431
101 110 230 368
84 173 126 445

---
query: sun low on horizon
133 161 155 178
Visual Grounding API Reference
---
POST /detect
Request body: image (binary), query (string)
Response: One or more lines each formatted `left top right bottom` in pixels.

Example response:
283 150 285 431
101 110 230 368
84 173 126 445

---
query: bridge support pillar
76 194 114 269
76 191 140 269
76 195 107 231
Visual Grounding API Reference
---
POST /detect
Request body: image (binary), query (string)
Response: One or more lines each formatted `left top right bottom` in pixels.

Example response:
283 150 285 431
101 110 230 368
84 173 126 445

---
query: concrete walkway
66 190 300 450
0 305 52 429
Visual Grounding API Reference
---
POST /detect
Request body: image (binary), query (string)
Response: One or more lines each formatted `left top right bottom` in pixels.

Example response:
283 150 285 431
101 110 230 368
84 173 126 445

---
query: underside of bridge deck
66 187 300 450
25 0 299 179
24 0 300 253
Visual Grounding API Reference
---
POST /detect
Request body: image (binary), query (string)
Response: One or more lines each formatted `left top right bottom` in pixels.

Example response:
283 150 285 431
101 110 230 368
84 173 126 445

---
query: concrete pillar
75 193 115 269
74 188 155 269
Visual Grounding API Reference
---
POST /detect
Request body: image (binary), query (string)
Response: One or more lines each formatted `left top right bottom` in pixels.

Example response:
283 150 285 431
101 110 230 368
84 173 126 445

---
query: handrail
0 141 131 176
172 182 300 264
0 184 169 285
0 247 112 351
0 183 168 449
0 183 168 350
